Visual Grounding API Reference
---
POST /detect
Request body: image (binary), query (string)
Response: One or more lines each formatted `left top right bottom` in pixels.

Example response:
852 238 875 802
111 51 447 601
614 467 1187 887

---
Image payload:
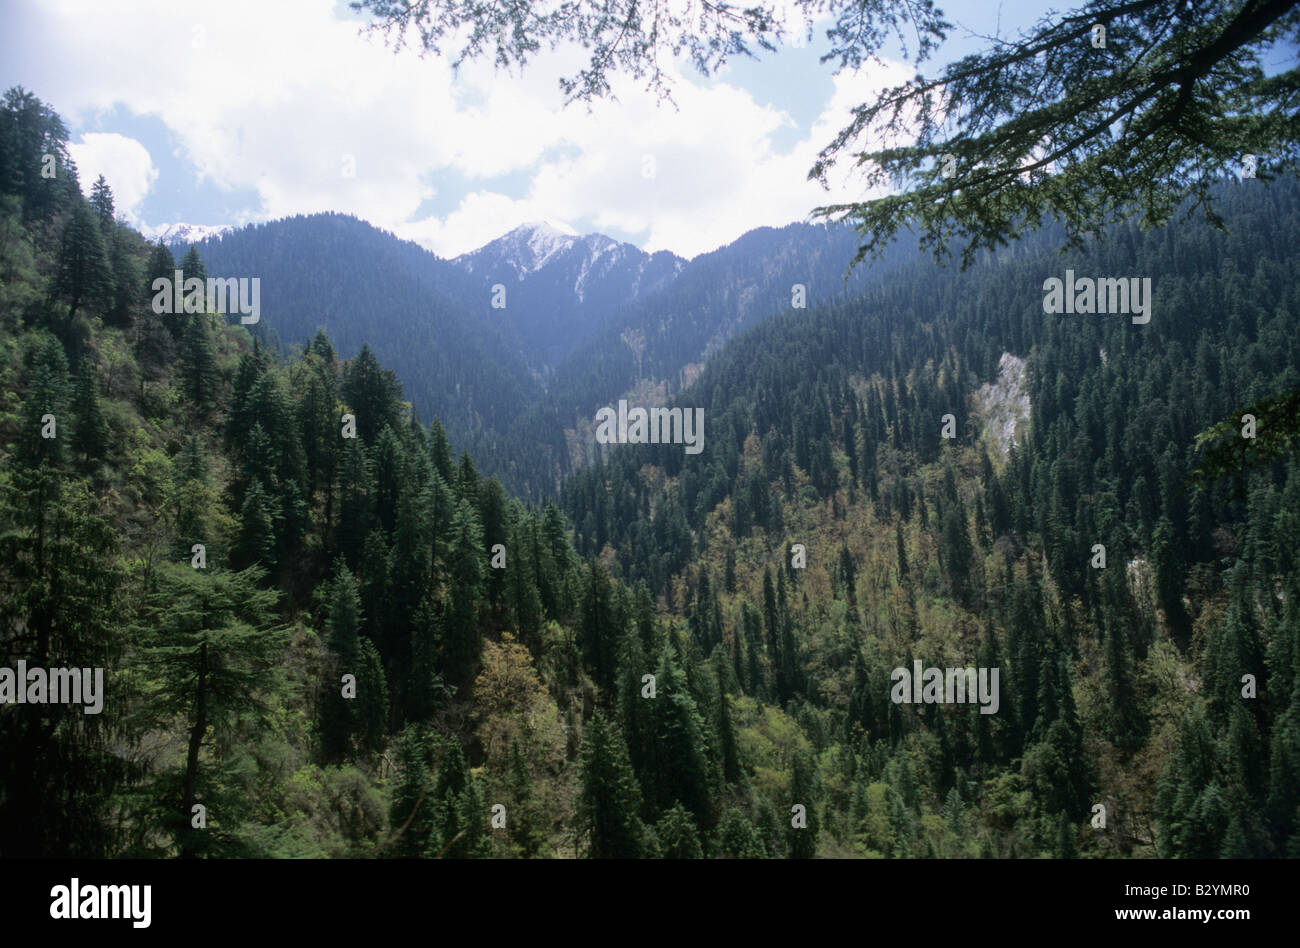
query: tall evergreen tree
88 174 113 231
130 564 289 857
181 312 219 414
52 201 111 329
322 563 364 762
578 711 644 859
70 362 107 470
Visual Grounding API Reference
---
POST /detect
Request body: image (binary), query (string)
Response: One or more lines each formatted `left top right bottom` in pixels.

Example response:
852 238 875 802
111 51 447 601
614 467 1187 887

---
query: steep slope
495 220 921 497
188 212 539 451
5 83 1299 863
561 176 1300 858
181 216 912 499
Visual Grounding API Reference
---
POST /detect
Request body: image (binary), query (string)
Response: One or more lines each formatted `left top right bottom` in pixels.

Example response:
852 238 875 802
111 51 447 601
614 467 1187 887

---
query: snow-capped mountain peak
144 221 232 247
449 220 685 364
456 220 589 277
518 220 578 272
532 218 578 237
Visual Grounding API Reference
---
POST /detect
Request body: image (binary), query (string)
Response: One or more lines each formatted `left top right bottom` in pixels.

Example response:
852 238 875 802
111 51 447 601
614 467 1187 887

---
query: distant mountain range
186 213 904 495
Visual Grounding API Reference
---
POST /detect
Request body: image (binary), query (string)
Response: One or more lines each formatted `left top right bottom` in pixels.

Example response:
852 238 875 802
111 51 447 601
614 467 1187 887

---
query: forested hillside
2 86 1297 860
190 210 912 501
190 213 540 456
561 177 1300 857
472 220 920 499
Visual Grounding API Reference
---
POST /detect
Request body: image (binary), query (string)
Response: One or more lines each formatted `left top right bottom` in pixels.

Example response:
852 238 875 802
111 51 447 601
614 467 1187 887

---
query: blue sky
1 1 1054 257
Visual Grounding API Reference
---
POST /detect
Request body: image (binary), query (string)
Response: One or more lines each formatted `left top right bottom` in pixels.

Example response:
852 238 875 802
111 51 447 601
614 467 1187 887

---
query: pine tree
336 437 374 568
0 468 123 856
717 688 742 787
899 517 909 577
13 330 69 471
180 312 219 414
617 635 653 804
1154 705 1225 858
939 504 975 609
430 738 468 855
645 640 713 828
428 417 455 485
578 711 644 858
179 244 207 284
1266 633 1300 851
130 564 289 857
341 344 402 444
445 770 490 858
775 570 801 703
142 239 182 342
70 362 107 469
295 344 340 505
389 725 436 857
322 563 363 762
233 480 278 571
717 808 764 858
356 638 389 755
1054 810 1079 859
442 499 484 688
456 451 480 505
504 738 542 856
508 518 543 651
105 226 138 327
762 569 780 691
143 239 175 294
171 434 213 547
52 201 111 329
88 174 113 231
580 561 619 699
480 476 510 607
654 804 703 858
788 751 818 858
358 527 392 655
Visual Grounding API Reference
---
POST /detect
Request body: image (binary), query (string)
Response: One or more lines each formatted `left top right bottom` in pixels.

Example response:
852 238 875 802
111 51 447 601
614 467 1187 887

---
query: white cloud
18 0 917 258
67 132 158 224
411 57 916 258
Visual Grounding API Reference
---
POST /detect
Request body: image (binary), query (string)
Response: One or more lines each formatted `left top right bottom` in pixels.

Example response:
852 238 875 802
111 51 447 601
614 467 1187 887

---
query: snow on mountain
451 221 685 365
456 221 583 278
521 221 579 273
144 221 233 247
537 218 578 237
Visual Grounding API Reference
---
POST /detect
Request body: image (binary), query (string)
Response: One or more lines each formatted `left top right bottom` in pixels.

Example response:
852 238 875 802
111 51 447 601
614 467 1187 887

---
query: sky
1 0 1040 259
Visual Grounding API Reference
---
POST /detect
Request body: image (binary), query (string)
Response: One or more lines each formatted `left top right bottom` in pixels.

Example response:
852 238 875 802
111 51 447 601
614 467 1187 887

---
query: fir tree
788 752 818 858
52 201 111 329
180 312 219 414
388 725 436 858
70 362 107 470
179 244 207 284
578 711 644 858
654 804 703 858
88 174 113 231
322 563 363 762
130 564 289 857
